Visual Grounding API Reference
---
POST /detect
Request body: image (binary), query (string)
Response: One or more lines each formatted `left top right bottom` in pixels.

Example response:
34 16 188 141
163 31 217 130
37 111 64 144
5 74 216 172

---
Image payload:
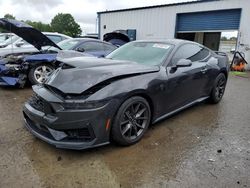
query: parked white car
0 32 71 57
0 33 19 48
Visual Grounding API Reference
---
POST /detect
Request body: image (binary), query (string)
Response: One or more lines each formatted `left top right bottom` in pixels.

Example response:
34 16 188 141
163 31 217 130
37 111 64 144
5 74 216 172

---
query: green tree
4 14 15 19
221 36 228 41
0 14 16 32
229 37 237 41
51 13 82 37
25 20 52 32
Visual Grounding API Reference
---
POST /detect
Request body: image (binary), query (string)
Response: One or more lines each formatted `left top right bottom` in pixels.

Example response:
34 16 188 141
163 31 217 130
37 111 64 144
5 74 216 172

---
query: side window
61 36 68 41
79 42 104 52
47 35 63 43
103 43 117 52
171 44 210 65
20 39 30 45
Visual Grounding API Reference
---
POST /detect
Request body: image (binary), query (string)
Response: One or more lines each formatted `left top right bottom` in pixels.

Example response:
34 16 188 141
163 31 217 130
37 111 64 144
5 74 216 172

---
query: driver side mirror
176 59 192 67
77 47 85 53
170 59 192 73
15 41 24 47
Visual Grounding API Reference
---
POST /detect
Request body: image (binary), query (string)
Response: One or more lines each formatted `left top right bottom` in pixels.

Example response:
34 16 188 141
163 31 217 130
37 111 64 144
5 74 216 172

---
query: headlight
0 45 7 48
5 64 21 70
61 100 108 110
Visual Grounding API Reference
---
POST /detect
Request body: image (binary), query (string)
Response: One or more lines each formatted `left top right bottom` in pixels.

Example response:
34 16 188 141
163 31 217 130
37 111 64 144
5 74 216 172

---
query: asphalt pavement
0 73 249 188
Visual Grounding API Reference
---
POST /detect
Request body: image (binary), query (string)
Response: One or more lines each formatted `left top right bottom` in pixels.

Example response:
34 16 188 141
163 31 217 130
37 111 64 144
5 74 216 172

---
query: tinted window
79 42 104 52
172 44 210 65
107 42 173 65
47 35 63 43
58 39 81 50
103 43 117 52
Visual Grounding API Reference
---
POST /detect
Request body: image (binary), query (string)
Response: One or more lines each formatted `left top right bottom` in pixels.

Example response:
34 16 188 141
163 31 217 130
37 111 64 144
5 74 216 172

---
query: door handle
201 67 207 74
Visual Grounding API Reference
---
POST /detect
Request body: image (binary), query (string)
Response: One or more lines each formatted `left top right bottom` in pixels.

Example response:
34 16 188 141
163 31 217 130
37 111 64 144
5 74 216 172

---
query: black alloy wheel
112 96 151 145
209 73 227 104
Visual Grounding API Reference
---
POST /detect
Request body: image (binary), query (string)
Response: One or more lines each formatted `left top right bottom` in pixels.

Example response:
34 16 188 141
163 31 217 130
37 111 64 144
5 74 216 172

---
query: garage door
176 9 241 32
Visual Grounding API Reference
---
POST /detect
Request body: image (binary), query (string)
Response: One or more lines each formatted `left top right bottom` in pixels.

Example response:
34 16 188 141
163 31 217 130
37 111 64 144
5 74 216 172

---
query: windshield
57 39 81 50
3 35 20 45
0 34 6 42
106 41 173 65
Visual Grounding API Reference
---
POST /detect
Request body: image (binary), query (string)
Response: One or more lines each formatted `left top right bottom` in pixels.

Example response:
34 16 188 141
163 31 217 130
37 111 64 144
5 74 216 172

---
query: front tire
209 73 227 104
112 96 151 146
28 64 54 85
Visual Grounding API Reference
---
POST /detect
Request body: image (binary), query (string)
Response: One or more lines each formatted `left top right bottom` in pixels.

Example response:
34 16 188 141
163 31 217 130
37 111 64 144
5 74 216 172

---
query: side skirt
153 96 209 124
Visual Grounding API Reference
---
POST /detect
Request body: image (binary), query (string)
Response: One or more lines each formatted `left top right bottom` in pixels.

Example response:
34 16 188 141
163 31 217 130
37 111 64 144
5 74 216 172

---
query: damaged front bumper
0 63 27 87
23 85 118 150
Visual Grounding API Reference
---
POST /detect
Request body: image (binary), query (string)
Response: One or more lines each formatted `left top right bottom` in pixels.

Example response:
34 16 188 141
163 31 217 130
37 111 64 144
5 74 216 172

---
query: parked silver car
0 33 19 48
0 31 71 58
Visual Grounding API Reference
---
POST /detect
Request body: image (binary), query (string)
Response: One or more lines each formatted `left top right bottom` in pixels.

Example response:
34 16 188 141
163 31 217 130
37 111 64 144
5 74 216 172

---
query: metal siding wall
99 0 249 40
99 7 176 40
99 0 250 67
177 9 242 32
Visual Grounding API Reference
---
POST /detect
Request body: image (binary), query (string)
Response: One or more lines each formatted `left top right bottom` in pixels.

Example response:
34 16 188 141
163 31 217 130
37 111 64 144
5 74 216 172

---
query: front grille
28 94 53 114
65 128 94 141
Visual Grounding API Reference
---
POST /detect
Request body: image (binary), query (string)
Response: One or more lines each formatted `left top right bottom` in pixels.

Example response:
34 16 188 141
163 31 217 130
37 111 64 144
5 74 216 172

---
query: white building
98 0 250 67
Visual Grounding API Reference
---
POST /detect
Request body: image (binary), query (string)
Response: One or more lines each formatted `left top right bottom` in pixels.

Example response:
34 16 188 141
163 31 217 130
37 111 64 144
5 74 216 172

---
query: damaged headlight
61 100 109 110
4 64 21 70
0 44 7 48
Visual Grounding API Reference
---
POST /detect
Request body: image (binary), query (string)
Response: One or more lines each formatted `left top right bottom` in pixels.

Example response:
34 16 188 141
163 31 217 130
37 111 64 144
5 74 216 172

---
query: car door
164 43 210 112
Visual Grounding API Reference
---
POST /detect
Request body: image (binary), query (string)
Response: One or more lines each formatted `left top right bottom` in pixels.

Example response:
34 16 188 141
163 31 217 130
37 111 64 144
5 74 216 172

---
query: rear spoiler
213 51 227 56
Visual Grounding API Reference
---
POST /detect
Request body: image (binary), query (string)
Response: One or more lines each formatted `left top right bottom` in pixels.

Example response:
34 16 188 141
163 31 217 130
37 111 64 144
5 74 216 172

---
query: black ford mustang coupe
23 39 229 150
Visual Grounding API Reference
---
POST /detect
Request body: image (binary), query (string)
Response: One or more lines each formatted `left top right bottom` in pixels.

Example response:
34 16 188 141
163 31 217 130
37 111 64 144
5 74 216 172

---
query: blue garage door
177 9 241 32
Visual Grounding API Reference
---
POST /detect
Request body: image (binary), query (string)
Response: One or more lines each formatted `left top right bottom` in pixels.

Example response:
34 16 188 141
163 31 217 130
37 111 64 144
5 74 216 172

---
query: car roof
42 32 72 39
63 37 117 46
131 39 199 46
0 33 14 35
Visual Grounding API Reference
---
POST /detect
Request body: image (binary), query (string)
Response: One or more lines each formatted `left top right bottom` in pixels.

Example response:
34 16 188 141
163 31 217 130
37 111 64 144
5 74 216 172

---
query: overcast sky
0 0 195 34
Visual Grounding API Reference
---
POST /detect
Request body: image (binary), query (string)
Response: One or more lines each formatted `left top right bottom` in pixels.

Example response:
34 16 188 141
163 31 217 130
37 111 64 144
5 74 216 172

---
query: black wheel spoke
130 104 135 114
133 125 138 136
122 125 130 135
136 108 146 118
125 111 131 119
120 120 129 126
136 116 148 120
134 103 140 113
128 127 132 137
135 122 144 129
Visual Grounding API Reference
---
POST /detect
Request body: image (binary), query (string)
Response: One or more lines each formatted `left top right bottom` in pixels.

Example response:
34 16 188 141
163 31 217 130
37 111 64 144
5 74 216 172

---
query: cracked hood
45 57 159 94
0 18 61 50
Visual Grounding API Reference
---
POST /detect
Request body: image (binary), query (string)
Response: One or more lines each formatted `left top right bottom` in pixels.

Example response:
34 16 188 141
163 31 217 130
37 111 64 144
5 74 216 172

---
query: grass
230 71 249 78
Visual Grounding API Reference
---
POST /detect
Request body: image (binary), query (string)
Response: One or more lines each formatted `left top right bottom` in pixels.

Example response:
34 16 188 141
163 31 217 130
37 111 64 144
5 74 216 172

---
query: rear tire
209 73 227 104
28 64 54 85
111 96 151 146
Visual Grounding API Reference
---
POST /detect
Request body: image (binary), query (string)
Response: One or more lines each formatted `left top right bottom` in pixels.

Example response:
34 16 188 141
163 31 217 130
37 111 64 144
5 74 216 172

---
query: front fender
24 54 57 68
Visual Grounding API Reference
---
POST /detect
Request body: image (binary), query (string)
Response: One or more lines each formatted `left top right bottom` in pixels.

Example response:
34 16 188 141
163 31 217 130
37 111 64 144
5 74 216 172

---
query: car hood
24 50 93 63
0 18 61 51
0 47 39 58
45 57 160 94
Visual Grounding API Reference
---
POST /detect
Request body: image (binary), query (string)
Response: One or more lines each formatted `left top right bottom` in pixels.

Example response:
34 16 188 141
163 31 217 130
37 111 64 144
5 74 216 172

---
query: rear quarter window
171 44 210 65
